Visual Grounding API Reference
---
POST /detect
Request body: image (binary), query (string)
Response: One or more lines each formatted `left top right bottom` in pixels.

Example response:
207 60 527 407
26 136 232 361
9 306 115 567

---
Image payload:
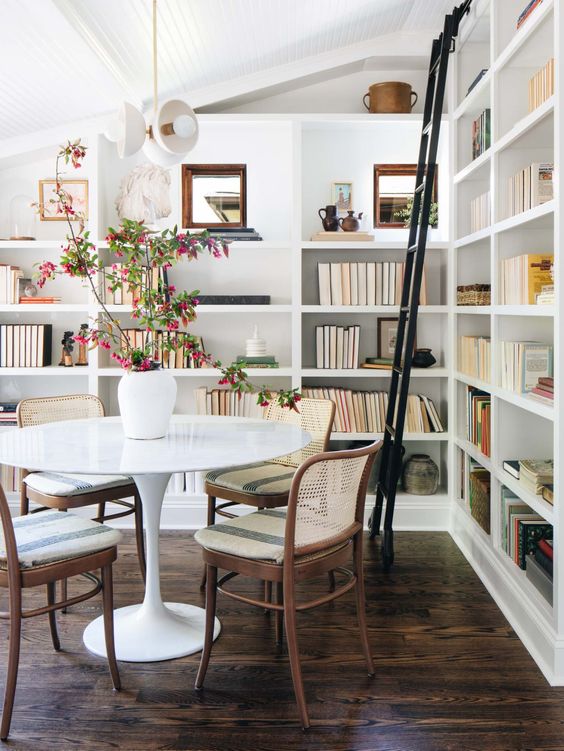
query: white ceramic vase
118 369 177 440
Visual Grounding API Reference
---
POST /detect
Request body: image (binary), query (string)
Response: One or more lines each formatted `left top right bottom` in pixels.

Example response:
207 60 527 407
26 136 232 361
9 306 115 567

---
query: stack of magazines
207 227 263 241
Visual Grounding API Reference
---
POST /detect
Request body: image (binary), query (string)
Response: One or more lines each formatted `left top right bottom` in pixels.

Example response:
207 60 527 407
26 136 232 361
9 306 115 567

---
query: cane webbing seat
0 509 122 570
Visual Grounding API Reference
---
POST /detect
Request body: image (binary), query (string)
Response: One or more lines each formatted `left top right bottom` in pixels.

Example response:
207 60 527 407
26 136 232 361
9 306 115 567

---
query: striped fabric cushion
195 509 347 564
0 509 122 569
24 472 133 497
205 461 295 496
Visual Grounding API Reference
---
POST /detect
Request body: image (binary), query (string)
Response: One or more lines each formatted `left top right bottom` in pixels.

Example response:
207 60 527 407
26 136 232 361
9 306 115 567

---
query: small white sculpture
115 163 172 224
246 325 267 357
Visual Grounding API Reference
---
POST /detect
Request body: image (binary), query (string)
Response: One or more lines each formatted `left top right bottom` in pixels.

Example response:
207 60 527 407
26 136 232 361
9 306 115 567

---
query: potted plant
37 140 299 439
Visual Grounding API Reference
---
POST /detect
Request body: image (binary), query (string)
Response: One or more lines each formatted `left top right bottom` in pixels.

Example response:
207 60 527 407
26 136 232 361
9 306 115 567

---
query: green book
236 355 277 364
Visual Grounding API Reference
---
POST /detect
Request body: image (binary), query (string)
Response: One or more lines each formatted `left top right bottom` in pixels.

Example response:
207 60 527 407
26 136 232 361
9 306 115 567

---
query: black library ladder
368 0 472 571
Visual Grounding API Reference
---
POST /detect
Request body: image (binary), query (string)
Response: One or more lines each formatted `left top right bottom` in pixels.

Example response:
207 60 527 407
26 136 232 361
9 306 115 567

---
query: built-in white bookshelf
449 0 563 684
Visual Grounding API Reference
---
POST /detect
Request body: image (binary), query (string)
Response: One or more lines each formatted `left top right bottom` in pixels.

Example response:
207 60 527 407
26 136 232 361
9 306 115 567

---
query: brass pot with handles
363 82 418 114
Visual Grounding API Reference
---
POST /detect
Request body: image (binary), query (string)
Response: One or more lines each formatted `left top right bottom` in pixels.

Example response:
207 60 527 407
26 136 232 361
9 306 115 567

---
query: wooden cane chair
17 395 146 587
0 484 121 740
195 439 382 729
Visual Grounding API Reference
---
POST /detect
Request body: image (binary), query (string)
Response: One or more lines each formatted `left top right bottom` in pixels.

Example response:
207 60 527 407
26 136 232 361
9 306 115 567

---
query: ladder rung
422 121 432 136
385 424 395 438
415 181 425 194
400 306 410 313
393 365 403 375
407 244 418 253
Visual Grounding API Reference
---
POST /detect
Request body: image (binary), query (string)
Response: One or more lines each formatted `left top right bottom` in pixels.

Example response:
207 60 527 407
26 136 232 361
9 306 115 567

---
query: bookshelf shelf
301 305 447 314
493 200 555 234
331 431 449 442
301 367 448 378
0 240 65 250
498 469 554 524
494 96 554 154
455 306 492 315
0 304 90 313
494 0 554 72
97 367 294 378
455 437 493 472
492 305 554 317
0 367 90 376
455 373 554 422
301 241 448 251
454 226 492 248
453 148 491 184
102 304 293 314
453 69 492 121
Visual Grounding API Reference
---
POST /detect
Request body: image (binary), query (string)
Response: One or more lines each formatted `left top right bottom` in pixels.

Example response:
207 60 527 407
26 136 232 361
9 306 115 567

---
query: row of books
315 325 360 369
466 387 491 457
528 58 554 113
0 324 52 368
499 253 553 305
458 335 491 381
0 403 18 427
301 386 444 434
503 458 553 500
529 375 553 405
166 471 207 496
470 191 490 233
194 387 265 419
505 162 553 219
119 329 204 369
499 341 552 394
100 265 167 305
501 486 552 572
471 108 491 160
318 262 427 307
517 0 543 29
0 264 23 304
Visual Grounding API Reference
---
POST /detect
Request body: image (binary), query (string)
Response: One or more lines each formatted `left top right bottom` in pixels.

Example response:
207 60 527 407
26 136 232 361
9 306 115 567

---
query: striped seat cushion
195 509 347 564
0 509 122 569
24 472 133 497
205 462 295 496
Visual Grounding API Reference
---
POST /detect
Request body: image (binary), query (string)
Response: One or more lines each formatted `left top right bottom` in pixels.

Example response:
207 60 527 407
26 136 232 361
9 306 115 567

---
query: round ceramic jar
401 453 439 495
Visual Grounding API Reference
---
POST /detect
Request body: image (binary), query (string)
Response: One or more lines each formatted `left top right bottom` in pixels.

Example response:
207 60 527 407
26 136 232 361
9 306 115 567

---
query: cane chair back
17 394 104 428
264 398 335 469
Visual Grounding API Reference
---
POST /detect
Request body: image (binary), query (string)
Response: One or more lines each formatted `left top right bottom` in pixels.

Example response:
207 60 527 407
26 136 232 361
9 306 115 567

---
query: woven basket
457 284 491 306
469 470 491 534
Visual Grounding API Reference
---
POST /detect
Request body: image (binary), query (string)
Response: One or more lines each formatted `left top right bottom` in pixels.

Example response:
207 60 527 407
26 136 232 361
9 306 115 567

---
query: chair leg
133 492 146 583
96 502 106 523
283 573 310 730
46 582 61 651
274 582 283 646
19 487 29 517
101 564 121 691
1 588 22 741
200 497 216 590
195 564 217 689
354 535 375 676
264 580 272 615
60 508 68 613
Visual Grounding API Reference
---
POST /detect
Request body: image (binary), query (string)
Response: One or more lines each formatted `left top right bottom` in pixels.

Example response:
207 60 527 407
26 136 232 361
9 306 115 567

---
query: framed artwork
377 318 399 359
331 181 353 215
38 179 88 221
182 164 247 228
373 164 438 228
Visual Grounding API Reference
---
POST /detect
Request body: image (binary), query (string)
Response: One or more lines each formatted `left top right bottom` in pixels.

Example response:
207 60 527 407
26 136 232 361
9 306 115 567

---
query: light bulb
173 114 197 138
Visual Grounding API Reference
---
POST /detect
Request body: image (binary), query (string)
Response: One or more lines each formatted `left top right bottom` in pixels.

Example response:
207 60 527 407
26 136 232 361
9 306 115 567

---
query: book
506 162 553 218
471 108 491 160
499 341 552 393
470 191 490 233
517 0 543 29
519 459 554 495
542 484 554 504
194 387 266 418
236 355 277 364
467 68 488 95
503 460 520 479
315 325 361 369
518 520 553 569
317 261 427 307
528 58 554 112
318 263 331 306
499 253 553 305
466 387 491 457
458 335 491 380
0 324 52 368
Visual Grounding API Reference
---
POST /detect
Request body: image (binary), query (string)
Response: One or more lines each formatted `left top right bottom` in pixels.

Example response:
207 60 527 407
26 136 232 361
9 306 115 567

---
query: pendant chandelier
107 0 198 166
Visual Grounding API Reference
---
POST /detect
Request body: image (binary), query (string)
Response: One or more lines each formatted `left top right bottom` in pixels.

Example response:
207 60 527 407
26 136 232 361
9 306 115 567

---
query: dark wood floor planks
2 531 564 751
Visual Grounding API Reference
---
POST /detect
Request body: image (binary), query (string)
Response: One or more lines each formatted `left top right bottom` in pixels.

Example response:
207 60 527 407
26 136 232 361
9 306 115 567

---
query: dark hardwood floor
2 531 564 751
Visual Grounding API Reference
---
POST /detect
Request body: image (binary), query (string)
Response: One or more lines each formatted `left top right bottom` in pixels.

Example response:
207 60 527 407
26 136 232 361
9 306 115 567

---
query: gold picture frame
38 179 89 222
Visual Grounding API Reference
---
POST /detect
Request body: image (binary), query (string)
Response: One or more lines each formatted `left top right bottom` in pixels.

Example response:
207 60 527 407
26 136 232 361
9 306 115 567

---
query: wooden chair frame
195 440 382 729
17 396 146 589
0 484 120 740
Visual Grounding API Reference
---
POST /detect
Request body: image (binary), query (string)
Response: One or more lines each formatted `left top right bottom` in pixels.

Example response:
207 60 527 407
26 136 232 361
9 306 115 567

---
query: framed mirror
182 164 247 228
373 164 438 228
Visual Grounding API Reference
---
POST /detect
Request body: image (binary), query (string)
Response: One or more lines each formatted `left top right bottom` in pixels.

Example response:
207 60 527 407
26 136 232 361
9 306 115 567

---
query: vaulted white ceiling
0 0 455 141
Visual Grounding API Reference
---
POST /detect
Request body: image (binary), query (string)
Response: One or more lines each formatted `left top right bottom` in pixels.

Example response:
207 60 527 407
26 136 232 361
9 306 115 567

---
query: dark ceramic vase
412 348 436 368
402 454 439 495
318 205 339 231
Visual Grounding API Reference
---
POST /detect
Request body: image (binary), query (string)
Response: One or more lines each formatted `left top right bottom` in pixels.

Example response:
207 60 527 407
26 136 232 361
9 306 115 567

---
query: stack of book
0 265 23 304
503 458 554 499
499 253 553 304
536 284 554 305
318 261 427 306
529 375 554 405
235 355 279 369
501 486 552 570
466 387 491 457
517 0 543 29
360 357 392 370
207 227 263 241
528 58 554 112
101 266 168 305
194 387 265 418
470 191 490 233
19 296 61 304
0 324 52 367
119 329 205 369
499 341 552 393
316 325 360 369
0 403 18 427
471 108 491 160
526 537 553 604
506 162 553 218
301 386 444 434
458 335 491 381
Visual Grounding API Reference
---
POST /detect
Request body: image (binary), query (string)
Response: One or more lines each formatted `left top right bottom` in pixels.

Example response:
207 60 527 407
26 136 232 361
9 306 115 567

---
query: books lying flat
0 324 52 367
310 231 374 242
499 341 552 393
519 459 553 496
316 325 360 369
517 0 543 29
194 387 265 418
301 386 444 434
503 460 520 479
499 253 553 305
318 261 427 306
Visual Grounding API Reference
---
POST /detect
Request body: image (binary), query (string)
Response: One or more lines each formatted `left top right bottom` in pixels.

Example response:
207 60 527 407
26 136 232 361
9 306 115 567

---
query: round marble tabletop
0 414 312 475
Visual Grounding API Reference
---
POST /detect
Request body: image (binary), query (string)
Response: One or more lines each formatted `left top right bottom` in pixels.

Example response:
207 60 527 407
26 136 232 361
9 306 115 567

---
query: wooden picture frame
182 164 247 229
373 164 438 228
377 317 417 359
38 179 88 221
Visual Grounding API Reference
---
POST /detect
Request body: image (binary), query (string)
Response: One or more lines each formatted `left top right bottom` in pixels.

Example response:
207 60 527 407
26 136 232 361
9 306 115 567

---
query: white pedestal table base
83 472 221 662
